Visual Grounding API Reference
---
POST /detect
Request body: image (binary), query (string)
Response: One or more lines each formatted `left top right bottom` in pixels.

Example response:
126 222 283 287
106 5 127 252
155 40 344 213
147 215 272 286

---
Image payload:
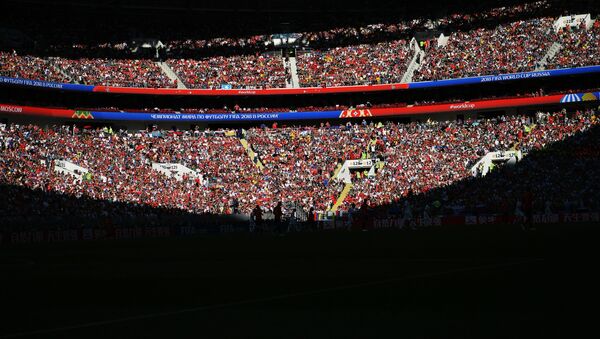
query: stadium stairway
284 56 300 88
289 57 300 88
330 183 353 212
53 63 77 83
156 61 188 89
332 163 343 178
283 57 292 88
239 138 265 171
402 39 425 83
326 143 387 212
535 42 562 71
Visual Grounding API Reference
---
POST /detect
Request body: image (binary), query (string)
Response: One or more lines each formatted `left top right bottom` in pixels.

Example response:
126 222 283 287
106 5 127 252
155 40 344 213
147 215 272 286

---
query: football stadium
0 0 598 337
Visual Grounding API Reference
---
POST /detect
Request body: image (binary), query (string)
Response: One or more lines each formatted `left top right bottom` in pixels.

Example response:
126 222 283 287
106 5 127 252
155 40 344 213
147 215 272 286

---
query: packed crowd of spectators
342 109 598 217
1 51 175 88
300 1 553 49
547 20 600 70
246 124 373 211
166 35 272 59
0 125 259 217
6 1 551 57
55 57 176 88
167 53 287 89
435 1 552 29
2 6 600 89
413 17 557 81
0 51 70 83
1 108 596 228
1 2 574 89
425 115 600 217
296 40 411 87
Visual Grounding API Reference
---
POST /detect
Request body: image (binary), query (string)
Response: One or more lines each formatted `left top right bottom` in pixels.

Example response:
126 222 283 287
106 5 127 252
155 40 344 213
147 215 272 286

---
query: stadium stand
55 58 176 88
2 3 600 339
413 17 557 81
342 109 597 216
167 53 288 89
0 51 176 88
1 109 596 226
296 40 411 87
547 19 600 69
0 51 70 83
245 124 373 211
0 126 259 215
0 0 599 228
1 2 598 89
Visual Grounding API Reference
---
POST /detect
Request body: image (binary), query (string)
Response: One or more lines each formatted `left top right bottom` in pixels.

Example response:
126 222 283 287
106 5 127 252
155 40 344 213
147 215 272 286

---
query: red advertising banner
0 91 594 122
93 83 410 96
0 104 75 118
360 95 564 118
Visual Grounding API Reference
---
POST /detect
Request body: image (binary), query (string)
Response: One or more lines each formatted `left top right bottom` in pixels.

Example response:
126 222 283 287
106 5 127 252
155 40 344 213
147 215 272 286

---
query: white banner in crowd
54 160 88 180
152 163 205 183
471 150 523 177
336 159 376 183
553 14 594 32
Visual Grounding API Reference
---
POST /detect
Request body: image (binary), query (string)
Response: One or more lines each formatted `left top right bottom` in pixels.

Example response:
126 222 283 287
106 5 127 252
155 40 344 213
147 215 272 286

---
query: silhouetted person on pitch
522 190 535 231
359 199 369 231
308 206 316 231
251 204 263 233
231 198 239 214
273 202 283 233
